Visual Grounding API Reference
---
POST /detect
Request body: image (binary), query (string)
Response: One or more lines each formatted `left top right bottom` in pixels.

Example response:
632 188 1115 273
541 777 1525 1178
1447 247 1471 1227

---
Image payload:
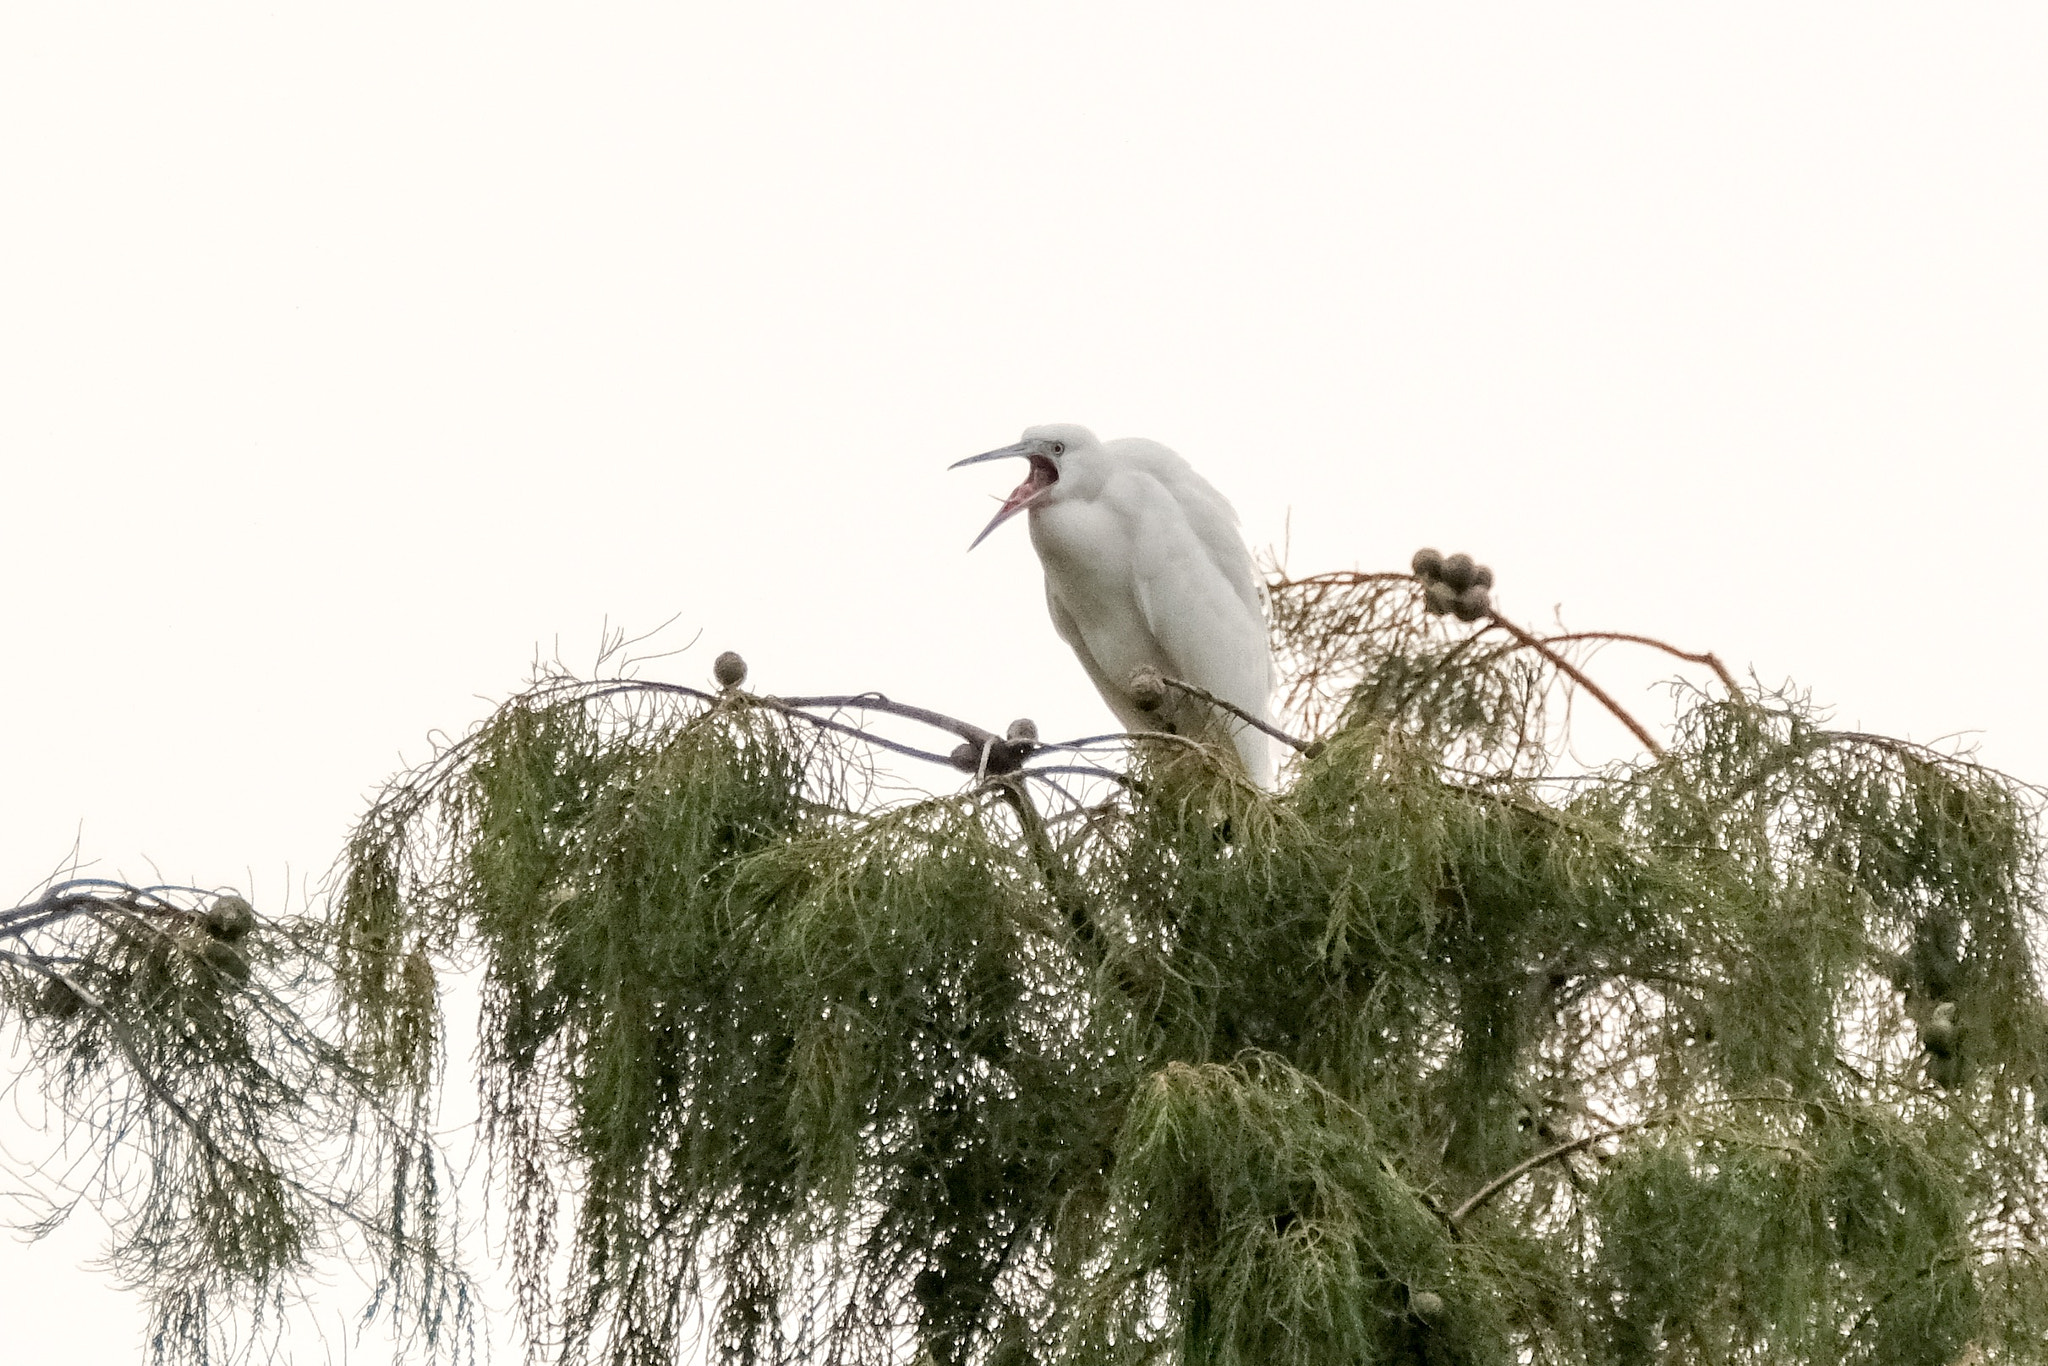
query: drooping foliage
0 879 469 1366
16 570 2036 1365
318 571 2048 1366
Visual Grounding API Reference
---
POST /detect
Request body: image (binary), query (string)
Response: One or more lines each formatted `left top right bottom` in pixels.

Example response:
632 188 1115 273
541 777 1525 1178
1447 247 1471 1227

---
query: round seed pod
1006 718 1039 743
1410 1290 1446 1322
1921 1003 1960 1058
1472 564 1494 590
912 1269 947 1308
981 740 1028 775
949 742 980 773
204 894 257 941
1410 547 1445 580
1440 553 1478 591
713 651 748 689
1922 1019 1961 1057
200 937 251 984
1423 581 1458 616
1128 668 1168 712
1452 585 1492 622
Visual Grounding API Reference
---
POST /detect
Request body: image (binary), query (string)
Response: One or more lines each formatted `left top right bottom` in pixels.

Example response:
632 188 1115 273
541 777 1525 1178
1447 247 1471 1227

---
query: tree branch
1486 614 1667 759
994 777 1096 947
1449 1092 1882 1230
766 692 1002 748
1155 674 1320 755
1531 630 1742 698
1448 1127 1627 1229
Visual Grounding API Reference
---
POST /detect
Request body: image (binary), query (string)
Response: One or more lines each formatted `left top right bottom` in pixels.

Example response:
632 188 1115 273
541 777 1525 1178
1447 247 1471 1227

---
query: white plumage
954 423 1275 786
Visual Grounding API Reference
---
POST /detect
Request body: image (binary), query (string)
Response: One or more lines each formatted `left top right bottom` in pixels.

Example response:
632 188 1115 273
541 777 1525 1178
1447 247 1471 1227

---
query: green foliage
0 881 468 1366
327 578 2048 1366
1093 1056 1496 1366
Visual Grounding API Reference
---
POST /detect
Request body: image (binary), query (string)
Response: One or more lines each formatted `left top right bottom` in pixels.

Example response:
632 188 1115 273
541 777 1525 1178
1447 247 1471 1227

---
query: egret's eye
1049 441 1066 456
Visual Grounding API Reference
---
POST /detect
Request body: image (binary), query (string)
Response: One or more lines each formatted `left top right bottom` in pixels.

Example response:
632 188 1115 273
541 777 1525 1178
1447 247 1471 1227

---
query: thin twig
1155 675 1318 754
1449 1127 1629 1229
1022 764 1136 788
995 777 1096 947
0 884 198 933
749 696 965 768
579 681 984 768
1534 631 1742 698
1449 1093 1878 1230
1036 733 1145 751
1274 570 1416 589
767 692 1002 748
1487 615 1666 759
9 952 236 1165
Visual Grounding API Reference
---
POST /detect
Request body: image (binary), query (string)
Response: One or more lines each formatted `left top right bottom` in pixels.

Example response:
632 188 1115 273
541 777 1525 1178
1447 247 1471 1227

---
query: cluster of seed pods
1411 548 1494 622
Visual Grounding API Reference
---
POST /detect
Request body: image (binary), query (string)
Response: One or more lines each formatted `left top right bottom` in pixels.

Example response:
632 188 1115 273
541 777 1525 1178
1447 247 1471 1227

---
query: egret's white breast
1027 495 1164 689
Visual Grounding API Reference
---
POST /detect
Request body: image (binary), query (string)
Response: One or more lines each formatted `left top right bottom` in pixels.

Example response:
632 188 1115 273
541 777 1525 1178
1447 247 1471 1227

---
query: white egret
953 424 1275 786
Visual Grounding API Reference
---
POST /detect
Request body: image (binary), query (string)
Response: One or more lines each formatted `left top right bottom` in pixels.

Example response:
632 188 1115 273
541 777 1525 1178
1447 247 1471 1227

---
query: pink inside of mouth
999 454 1059 515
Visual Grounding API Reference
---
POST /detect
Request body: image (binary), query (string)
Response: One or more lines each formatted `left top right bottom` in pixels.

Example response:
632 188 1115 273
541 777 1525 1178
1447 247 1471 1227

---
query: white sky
2 5 2044 1361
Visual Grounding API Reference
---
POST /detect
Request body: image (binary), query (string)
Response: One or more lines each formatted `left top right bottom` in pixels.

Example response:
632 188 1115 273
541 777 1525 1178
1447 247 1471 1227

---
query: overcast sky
3 5 2044 1360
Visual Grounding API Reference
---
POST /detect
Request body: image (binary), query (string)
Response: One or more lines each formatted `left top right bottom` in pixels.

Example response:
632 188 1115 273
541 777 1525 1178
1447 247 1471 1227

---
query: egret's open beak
949 442 1035 471
951 442 1058 550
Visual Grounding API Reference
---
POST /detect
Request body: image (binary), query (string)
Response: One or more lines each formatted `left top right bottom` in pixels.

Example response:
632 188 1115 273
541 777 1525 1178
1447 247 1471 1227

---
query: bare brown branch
1486 614 1667 759
1533 630 1743 698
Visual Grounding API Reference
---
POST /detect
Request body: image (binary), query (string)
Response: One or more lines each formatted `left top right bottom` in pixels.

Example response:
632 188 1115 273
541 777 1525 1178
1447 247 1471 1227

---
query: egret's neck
1028 498 1129 593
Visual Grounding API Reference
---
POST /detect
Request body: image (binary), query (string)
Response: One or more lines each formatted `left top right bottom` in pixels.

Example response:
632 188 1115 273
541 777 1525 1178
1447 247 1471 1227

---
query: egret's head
950 423 1099 549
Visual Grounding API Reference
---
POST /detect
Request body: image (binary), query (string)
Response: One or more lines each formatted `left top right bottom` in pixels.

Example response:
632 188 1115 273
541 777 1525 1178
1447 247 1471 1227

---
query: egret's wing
1123 471 1275 782
1115 440 1265 622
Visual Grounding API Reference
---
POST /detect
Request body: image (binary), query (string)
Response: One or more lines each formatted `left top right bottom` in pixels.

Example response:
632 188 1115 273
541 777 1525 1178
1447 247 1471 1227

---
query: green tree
9 567 2047 1365
0 878 470 1363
